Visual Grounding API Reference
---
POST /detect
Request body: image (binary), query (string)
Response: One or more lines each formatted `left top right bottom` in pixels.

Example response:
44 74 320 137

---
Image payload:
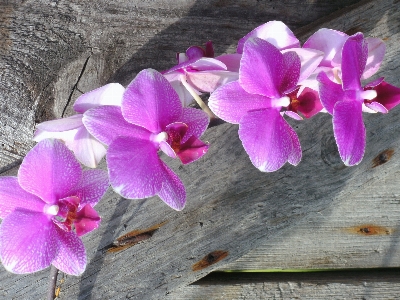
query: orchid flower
0 139 109 275
34 83 125 168
317 33 400 166
83 69 209 210
209 37 320 172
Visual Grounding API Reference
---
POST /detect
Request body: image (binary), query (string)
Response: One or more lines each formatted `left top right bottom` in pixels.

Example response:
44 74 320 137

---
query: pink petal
107 137 165 199
177 136 209 164
159 141 177 159
238 108 293 172
303 28 348 67
165 57 226 74
178 107 209 143
74 204 101 236
215 54 242 72
83 105 150 146
364 101 388 114
0 209 57 274
299 66 335 92
122 69 182 133
372 81 400 111
317 72 345 114
237 21 300 54
362 37 386 80
279 51 301 94
341 33 367 91
185 46 205 60
0 177 45 218
240 37 283 98
186 70 239 93
34 114 83 133
333 100 366 166
73 83 125 113
284 111 303 120
283 48 324 84
364 77 385 89
284 119 302 166
158 163 186 211
18 139 81 204
168 78 198 107
52 228 86 275
71 169 109 207
296 87 323 118
208 81 271 124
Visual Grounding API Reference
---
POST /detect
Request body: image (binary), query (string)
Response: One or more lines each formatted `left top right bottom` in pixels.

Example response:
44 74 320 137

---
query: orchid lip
44 204 59 216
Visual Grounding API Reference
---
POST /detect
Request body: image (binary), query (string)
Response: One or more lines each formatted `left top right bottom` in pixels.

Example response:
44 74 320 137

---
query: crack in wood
192 250 229 271
372 149 394 168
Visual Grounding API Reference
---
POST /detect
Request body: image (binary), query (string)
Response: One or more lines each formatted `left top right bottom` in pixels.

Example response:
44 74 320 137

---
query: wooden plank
1 0 400 299
169 269 400 299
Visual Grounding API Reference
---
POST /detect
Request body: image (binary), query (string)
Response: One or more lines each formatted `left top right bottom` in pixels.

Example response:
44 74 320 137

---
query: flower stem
47 265 59 300
180 76 217 119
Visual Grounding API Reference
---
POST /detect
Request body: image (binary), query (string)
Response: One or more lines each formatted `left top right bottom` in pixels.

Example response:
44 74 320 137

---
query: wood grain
1 0 400 299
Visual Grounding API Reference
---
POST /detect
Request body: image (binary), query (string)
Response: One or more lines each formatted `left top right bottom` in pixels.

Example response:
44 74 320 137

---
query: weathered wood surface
1 0 400 299
171 269 400 299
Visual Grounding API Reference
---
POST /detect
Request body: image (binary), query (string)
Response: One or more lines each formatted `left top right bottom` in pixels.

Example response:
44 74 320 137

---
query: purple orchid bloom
0 139 109 275
209 37 315 172
34 83 125 168
83 69 209 210
317 33 400 166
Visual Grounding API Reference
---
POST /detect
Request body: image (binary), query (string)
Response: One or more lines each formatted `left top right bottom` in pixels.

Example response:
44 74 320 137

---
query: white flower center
360 90 377 100
152 132 168 144
44 204 59 216
274 96 290 108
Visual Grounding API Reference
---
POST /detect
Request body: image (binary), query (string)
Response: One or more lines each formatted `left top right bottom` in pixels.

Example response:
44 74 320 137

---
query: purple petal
364 101 388 114
371 81 400 111
34 114 83 133
158 163 186 211
186 46 205 60
237 21 300 54
164 57 226 75
74 204 101 236
73 83 124 113
341 33 367 91
238 108 293 172
296 87 323 118
159 141 177 159
208 81 271 124
284 111 303 120
177 136 209 164
364 77 385 89
317 72 345 114
107 137 165 199
333 100 366 166
303 28 348 67
52 228 86 275
122 69 182 133
284 120 302 166
178 107 209 143
240 38 283 98
70 169 109 207
362 37 386 80
279 51 301 94
0 177 45 218
186 70 239 93
83 105 150 146
0 209 57 274
215 54 242 72
18 139 81 204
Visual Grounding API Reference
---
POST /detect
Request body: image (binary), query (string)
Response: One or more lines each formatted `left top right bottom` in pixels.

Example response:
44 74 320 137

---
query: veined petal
284 119 302 166
73 83 125 113
240 37 283 98
237 21 300 54
122 69 182 133
303 28 348 67
208 81 271 124
0 209 57 274
179 107 209 143
83 105 150 146
279 51 301 94
333 100 366 166
371 81 400 111
341 33 367 91
107 137 165 199
52 228 86 275
215 54 242 72
158 163 186 211
70 169 109 207
317 72 346 114
34 114 83 133
186 70 239 93
18 139 81 204
362 37 386 80
0 177 44 218
238 108 292 172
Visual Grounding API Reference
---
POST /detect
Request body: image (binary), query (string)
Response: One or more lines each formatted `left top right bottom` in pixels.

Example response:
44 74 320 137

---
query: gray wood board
169 269 400 299
1 0 400 299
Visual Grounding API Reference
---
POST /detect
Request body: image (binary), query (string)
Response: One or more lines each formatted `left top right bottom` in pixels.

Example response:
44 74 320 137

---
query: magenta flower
317 33 400 166
0 139 109 275
83 69 209 210
34 83 125 168
209 37 312 172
